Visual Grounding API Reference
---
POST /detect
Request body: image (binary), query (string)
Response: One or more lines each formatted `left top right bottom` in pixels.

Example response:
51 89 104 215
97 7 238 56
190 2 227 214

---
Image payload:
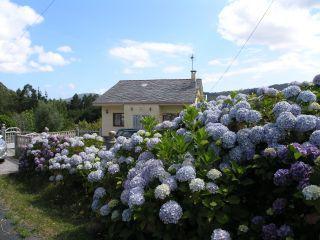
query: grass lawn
0 173 102 240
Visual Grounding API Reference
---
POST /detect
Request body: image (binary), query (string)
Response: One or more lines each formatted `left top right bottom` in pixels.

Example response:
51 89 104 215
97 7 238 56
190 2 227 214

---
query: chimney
191 70 197 81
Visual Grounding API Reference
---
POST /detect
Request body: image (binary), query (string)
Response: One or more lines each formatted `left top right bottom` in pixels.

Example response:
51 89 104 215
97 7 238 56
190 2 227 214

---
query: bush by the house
19 79 320 239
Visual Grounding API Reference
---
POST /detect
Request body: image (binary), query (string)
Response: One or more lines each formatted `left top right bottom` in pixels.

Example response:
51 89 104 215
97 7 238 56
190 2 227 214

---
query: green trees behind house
0 82 101 132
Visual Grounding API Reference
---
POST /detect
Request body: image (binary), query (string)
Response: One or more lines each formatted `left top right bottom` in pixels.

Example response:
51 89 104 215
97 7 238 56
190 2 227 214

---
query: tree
34 102 64 132
12 110 35 132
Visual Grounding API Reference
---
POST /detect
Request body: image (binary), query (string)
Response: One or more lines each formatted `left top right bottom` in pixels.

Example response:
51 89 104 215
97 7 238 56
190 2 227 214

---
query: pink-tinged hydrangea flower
159 200 183 224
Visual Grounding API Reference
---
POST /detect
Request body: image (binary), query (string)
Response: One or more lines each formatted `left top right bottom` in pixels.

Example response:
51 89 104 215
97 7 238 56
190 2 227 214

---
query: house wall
101 104 186 136
101 105 124 136
159 105 184 120
124 104 160 127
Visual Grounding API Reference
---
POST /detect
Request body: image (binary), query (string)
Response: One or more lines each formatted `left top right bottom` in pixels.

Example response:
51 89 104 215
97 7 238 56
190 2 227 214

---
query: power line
209 0 276 92
4 0 57 57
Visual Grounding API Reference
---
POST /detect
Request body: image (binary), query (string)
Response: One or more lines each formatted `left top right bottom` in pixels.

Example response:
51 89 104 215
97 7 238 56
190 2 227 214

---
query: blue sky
0 0 319 98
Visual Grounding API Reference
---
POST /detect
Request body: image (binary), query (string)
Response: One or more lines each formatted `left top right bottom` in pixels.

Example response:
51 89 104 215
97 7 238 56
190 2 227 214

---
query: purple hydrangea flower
290 161 312 182
272 198 287 214
274 169 291 186
251 216 265 225
262 223 278 240
295 115 317 132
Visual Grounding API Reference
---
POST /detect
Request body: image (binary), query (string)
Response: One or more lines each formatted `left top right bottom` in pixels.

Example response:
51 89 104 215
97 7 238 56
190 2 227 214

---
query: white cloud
206 0 320 91
35 46 69 66
0 0 72 73
218 0 320 52
109 40 193 71
163 65 184 73
57 45 72 53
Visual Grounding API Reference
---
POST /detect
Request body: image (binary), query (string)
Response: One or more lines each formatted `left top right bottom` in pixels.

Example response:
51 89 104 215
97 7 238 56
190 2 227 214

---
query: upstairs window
113 113 124 127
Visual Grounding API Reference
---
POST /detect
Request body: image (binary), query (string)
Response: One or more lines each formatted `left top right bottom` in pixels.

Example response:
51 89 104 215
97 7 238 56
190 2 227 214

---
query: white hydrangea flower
154 184 171 200
207 169 222 180
302 185 320 200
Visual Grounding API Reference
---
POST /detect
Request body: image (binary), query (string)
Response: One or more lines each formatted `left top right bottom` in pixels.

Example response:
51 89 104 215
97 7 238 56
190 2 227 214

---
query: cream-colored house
93 71 203 136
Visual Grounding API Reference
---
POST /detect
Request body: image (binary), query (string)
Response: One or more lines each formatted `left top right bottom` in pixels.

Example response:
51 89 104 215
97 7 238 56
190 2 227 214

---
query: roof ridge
119 78 202 82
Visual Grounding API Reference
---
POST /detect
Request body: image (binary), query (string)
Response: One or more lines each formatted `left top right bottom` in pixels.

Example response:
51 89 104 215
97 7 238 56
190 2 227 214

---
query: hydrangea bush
20 80 320 239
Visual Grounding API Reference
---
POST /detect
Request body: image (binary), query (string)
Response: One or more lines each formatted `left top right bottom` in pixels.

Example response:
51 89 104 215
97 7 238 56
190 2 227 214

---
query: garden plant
19 77 320 239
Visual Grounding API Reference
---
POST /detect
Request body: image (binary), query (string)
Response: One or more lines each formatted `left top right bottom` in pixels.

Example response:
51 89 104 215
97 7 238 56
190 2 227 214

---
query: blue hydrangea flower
282 85 301 98
189 178 205 192
265 87 278 96
138 151 154 162
88 169 104 183
290 103 301 116
276 111 296 130
160 176 178 191
295 115 317 132
272 101 291 117
122 209 132 222
211 228 231 240
129 176 147 189
277 224 293 238
159 200 183 224
297 90 317 103
236 108 250 122
99 204 110 216
205 123 229 140
206 182 219 194
204 109 222 124
220 114 232 126
302 185 320 200
108 164 120 175
310 130 320 147
246 110 262 124
249 126 264 144
237 128 253 148
154 184 171 199
128 187 145 208
93 187 106 200
264 124 283 144
176 166 196 182
229 146 243 162
222 131 237 149
313 74 320 86
251 216 265 225
234 100 251 110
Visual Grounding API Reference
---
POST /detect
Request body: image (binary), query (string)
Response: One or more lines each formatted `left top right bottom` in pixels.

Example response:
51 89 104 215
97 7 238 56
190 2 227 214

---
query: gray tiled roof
94 79 202 105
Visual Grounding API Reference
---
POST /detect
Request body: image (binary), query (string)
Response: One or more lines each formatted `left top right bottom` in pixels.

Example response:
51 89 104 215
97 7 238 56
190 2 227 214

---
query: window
113 113 124 127
162 113 179 121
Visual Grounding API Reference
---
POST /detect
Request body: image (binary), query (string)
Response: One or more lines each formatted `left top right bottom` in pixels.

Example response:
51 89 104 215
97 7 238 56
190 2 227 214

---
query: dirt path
0 158 19 175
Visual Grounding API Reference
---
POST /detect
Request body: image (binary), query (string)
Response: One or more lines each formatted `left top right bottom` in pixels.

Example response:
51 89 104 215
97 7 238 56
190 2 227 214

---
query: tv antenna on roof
190 54 195 71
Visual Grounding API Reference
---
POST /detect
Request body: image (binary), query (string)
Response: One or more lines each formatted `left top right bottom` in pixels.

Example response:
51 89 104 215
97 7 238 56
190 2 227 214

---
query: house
93 70 203 136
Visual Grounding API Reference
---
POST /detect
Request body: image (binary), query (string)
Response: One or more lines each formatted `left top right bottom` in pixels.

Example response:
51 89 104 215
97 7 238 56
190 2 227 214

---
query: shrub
20 83 320 239
34 101 64 132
